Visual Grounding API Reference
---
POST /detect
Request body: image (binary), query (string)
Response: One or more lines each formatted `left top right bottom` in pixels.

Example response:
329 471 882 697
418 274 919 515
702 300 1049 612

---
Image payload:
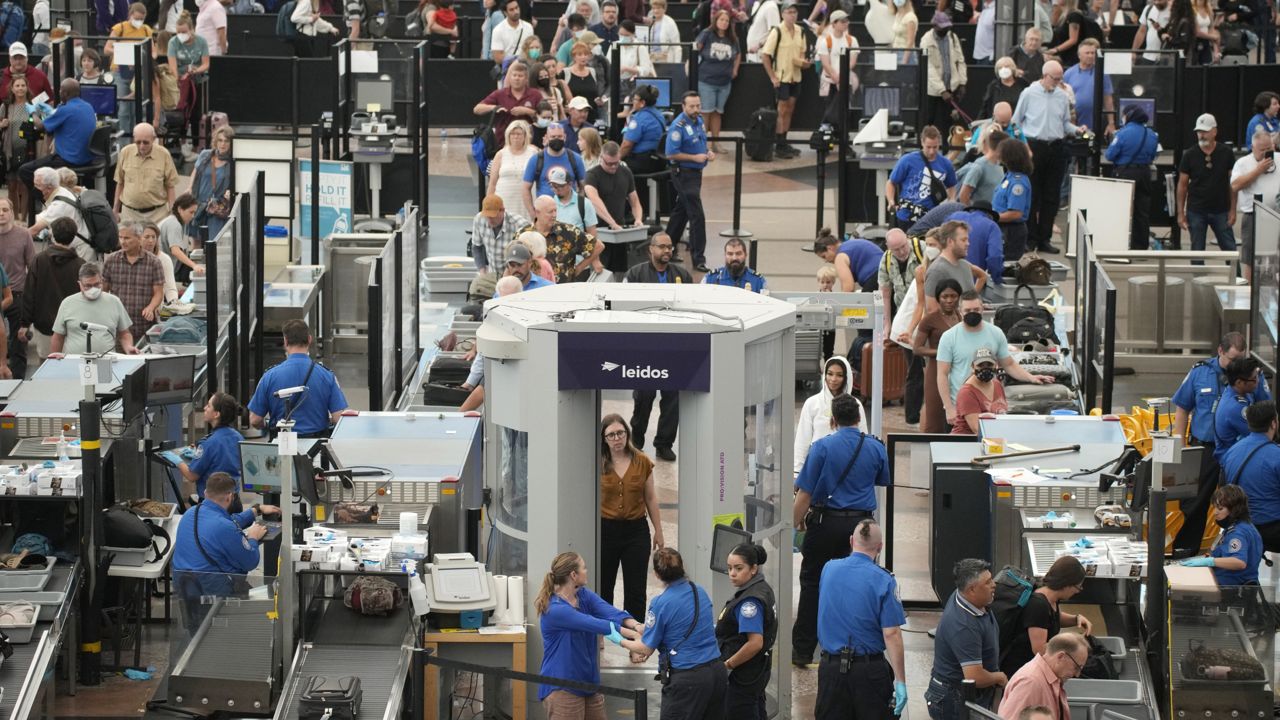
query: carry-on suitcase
1004 363 1074 388
854 341 907 402
299 676 362 720
1004 383 1078 414
426 355 471 386
744 106 778 162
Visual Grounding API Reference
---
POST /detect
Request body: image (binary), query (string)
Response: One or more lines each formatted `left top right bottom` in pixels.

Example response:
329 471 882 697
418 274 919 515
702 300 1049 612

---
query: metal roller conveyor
274 638 414 720
0 562 81 720
169 598 276 713
1170 609 1274 717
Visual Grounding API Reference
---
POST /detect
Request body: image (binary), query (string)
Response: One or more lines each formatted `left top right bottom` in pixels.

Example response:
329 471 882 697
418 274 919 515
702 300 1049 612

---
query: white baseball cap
8 42 27 58
547 166 569 185
1194 113 1217 132
567 96 591 111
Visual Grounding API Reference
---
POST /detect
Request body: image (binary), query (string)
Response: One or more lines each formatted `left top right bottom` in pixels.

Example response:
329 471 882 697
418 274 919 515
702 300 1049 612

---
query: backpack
155 63 180 110
471 110 497 174
276 0 298 38
404 5 422 36
0 1 23 50
994 284 1055 334
52 189 119 254
103 505 171 562
362 0 387 37
990 565 1036 663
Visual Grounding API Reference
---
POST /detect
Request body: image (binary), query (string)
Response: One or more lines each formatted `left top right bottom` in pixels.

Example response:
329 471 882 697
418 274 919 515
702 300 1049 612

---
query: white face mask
177 32 191 43
997 67 1013 80
925 246 941 260
130 18 144 28
894 0 908 7
83 287 102 300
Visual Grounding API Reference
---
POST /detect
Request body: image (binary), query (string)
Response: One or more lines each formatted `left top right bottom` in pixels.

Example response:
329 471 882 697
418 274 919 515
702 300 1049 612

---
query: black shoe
655 447 677 462
1039 243 1061 254
670 253 683 263
694 263 710 273
792 656 818 669
775 144 799 159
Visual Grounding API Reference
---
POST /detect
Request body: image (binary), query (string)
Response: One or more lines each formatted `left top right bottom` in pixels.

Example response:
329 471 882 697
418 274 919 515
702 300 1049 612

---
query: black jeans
1026 138 1068 250
1113 165 1153 249
904 346 923 425
794 509 871 662
600 517 650 622
5 296 25 379
1173 440 1219 553
666 167 706 264
1000 221 1028 259
725 666 770 720
816 654 893 720
632 389 679 450
662 661 727 720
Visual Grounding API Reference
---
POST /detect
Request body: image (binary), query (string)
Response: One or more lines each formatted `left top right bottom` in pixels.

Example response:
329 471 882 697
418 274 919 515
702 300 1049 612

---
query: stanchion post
78 398 103 685
836 48 851 240
311 122 322 264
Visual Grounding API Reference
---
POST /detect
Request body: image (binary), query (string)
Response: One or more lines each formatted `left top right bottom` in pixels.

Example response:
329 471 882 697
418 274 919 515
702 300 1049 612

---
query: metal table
0 561 81 719
1214 284 1251 335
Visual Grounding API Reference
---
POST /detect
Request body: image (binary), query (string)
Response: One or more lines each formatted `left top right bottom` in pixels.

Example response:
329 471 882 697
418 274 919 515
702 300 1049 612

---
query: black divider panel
207 55 335 126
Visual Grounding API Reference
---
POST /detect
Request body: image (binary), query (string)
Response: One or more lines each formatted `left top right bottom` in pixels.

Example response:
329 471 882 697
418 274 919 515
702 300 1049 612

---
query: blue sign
299 160 354 241
558 332 710 392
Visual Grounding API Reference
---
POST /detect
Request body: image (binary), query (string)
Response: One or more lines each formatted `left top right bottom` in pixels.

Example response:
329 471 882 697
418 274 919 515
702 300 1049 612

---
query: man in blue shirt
522 123 588 217
814 234 881 292
1061 39 1114 138
665 91 713 273
21 78 97 190
1214 356 1265 462
792 395 889 666
1105 103 1159 249
248 319 349 438
816 519 908 718
703 237 767 292
927 559 1007 719
1223 401 1280 550
886 125 958 230
1012 59 1086 254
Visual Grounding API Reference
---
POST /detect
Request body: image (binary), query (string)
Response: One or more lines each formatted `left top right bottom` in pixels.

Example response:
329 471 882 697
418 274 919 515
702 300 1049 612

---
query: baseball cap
779 0 798 11
507 243 533 265
829 9 849 21
972 347 998 367
548 166 569 185
8 42 26 58
481 194 504 218
577 30 602 45
931 10 953 28
567 96 591 111
1194 113 1217 132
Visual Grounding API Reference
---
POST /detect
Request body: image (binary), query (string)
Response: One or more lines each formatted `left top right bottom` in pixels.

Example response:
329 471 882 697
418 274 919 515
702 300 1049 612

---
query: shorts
776 81 802 101
698 81 731 113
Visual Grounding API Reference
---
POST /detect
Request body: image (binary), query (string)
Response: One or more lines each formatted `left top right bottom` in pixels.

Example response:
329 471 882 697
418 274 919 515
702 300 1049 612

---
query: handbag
204 159 232 220
994 284 1055 334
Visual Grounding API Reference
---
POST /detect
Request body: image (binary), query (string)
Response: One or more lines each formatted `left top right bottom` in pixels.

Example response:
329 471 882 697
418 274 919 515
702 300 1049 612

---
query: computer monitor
81 84 117 116
355 78 395 113
635 77 672 109
863 86 901 120
121 363 147 424
710 523 751 574
145 354 196 407
1119 97 1156 126
241 441 285 493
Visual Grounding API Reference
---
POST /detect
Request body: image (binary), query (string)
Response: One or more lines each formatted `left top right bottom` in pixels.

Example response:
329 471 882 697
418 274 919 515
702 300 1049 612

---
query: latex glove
1181 556 1216 567
893 681 908 715
179 446 199 461
159 450 183 466
606 622 623 645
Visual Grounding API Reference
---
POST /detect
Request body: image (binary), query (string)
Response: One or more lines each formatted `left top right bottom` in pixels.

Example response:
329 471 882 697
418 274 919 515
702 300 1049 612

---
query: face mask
963 311 982 327
131 18 144 28
536 118 551 128
1198 138 1211 148
997 67 1013 80
574 29 585 37
83 287 102 300
177 32 190 42
618 35 632 43
925 245 941 260
975 368 997 382
547 138 565 151
935 27 949 36
894 0 907 7
528 48 541 59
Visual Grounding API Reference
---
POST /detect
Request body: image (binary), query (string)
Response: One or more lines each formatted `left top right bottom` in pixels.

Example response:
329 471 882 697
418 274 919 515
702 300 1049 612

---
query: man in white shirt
818 11 859 124
974 0 996 61
1230 128 1280 283
746 0 780 61
28 167 94 262
1131 0 1171 63
490 0 534 64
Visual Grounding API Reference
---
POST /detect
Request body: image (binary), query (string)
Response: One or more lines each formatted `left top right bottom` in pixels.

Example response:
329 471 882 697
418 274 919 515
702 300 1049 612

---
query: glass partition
1089 261 1117 413
380 244 397 408
1169 583 1275 720
1251 204 1279 375
490 425 529 578
399 205 421 384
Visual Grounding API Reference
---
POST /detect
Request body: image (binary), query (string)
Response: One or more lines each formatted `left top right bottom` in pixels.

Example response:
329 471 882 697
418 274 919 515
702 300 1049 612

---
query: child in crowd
817 263 837 358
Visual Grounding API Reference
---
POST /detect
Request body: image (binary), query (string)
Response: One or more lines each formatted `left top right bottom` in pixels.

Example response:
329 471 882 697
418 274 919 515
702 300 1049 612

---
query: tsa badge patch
1012 184 1025 196
646 610 656 628
1229 538 1243 553
671 131 682 143
741 602 758 618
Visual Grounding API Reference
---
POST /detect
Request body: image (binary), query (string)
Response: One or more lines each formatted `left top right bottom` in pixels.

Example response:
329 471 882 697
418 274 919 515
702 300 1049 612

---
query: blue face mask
617 35 632 43
528 48 541 59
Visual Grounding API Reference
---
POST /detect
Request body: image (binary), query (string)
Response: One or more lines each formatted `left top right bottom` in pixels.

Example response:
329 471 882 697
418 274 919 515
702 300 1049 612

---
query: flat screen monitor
432 566 489 601
710 523 751 574
863 86 901 120
355 78 395 113
240 441 284 493
121 363 147 424
635 77 672 109
81 84 117 116
1119 97 1156 126
145 354 196 406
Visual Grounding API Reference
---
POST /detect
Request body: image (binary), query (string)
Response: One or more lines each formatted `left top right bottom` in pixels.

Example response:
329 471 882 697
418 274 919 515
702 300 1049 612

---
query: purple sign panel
558 332 711 392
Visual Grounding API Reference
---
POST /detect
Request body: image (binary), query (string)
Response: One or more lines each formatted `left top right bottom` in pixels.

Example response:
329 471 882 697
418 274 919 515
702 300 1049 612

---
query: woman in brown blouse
599 413 664 621
912 278 964 434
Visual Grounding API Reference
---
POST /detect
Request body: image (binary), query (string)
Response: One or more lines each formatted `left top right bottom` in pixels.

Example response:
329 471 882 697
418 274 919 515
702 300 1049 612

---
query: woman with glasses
598 413 664 622
998 555 1093 677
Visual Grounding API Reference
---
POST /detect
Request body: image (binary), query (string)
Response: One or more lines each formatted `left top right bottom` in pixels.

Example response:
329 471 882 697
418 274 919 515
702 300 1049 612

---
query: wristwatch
252 503 262 517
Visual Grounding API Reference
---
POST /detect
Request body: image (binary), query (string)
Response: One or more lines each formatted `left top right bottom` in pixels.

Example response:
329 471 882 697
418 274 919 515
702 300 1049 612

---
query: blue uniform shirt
623 106 666 154
948 209 1004 283
1171 356 1271 444
665 112 708 169
817 552 906 655
1214 387 1264 461
1211 521 1262 585
703 265 767 293
795 427 890 511
1223 433 1280 524
736 598 764 635
538 587 632 700
642 578 721 669
41 98 97 165
931 590 1000 685
889 151 959 221
1105 121 1158 165
187 425 245 498
247 353 348 436
1244 112 1280 151
171 500 259 574
992 171 1032 222
838 238 883 288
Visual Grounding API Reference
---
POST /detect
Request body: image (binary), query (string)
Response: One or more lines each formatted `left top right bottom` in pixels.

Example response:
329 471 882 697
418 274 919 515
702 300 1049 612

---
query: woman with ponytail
717 543 776 719
171 391 246 508
536 551 641 719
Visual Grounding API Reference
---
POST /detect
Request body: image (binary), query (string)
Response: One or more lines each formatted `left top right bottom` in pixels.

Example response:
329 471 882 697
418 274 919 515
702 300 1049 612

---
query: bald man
20 78 97 195
516 194 601 282
115 123 180 225
969 101 1027 151
1011 60 1087 254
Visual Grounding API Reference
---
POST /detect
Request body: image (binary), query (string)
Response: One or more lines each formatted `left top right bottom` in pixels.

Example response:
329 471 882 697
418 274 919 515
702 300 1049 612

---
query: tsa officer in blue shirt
1222 401 1280 551
166 391 246 501
1181 484 1263 586
1106 104 1160 249
248 319 349 438
620 84 667 219
792 395 890 667
992 136 1034 259
816 519 907 719
620 548 727 720
703 237 768 292
666 91 713 273
1213 356 1266 462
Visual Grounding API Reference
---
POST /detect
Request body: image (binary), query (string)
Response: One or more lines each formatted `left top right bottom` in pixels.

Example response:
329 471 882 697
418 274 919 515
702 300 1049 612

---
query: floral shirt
517 221 596 283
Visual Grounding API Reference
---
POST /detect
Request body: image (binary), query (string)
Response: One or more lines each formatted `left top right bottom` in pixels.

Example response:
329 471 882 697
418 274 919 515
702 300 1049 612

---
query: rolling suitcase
855 341 907 402
1004 383 1077 415
744 106 777 162
299 676 362 720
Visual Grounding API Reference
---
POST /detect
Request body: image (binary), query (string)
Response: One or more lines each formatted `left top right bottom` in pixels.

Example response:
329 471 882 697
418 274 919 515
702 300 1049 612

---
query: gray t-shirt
923 254 976 299
959 156 1004 206
51 292 132 353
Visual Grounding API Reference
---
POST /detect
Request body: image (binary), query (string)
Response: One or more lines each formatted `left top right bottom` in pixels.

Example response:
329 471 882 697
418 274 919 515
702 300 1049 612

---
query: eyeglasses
652 243 673 249
604 430 627 440
1065 652 1084 675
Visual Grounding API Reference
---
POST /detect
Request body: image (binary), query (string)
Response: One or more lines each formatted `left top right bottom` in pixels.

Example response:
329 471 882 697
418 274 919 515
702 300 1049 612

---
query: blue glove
1181 556 1216 567
179 446 199 461
159 450 183 466
37 102 53 115
893 681 908 715
1073 537 1094 549
605 622 623 646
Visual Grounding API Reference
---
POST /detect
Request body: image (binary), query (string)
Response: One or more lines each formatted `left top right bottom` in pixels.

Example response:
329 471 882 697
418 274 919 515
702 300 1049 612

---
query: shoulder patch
1011 184 1024 196
740 601 759 618
645 610 656 628
1229 537 1243 553
626 120 637 130
671 130 682 142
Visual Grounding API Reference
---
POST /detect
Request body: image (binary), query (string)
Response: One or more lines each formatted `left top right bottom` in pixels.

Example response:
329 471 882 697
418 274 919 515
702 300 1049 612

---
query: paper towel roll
492 575 509 624
507 575 526 625
399 512 417 536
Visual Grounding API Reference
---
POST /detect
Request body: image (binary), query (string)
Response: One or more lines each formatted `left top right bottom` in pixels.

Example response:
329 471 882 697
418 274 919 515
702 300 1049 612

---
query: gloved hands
893 681 908 715
605 622 623 646
159 450 183 466
1181 556 1216 567
24 102 52 115
179 446 198 461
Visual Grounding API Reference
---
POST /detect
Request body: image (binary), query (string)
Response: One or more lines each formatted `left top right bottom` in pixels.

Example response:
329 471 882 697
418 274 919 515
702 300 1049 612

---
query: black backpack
994 284 1054 332
52 190 119 254
990 565 1035 663
103 505 171 562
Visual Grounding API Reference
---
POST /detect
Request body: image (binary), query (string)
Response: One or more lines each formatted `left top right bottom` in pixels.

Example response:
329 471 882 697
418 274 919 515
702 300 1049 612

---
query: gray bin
1126 275 1185 346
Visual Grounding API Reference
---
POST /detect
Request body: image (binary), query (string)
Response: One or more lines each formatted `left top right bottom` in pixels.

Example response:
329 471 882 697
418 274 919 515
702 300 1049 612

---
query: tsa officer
816 519 907 720
1105 104 1160 249
703 238 767 293
666 91 713 273
1214 356 1266 462
792 394 890 667
164 391 246 501
1181 484 1263 587
717 543 778 720
248 319 349 438
1222 401 1280 552
620 548 727 720
620 84 668 220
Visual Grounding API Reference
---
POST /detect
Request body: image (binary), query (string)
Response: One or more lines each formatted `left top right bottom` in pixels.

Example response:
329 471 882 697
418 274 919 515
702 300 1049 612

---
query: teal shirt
168 35 210 79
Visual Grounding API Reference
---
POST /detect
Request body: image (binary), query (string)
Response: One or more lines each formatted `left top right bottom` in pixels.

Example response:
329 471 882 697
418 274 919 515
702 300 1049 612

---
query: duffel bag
994 284 1054 334
1006 316 1059 346
1005 383 1078 415
1005 363 1074 388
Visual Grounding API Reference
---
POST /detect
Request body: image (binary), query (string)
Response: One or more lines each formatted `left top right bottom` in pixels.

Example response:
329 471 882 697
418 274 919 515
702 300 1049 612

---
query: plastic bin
0 571 50 593
101 545 150 566
13 591 65 622
0 609 37 643
1064 679 1142 704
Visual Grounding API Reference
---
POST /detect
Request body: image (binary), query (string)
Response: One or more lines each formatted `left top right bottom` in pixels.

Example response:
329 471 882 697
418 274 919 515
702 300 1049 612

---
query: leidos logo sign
600 362 620 371
602 361 671 379
561 333 709 391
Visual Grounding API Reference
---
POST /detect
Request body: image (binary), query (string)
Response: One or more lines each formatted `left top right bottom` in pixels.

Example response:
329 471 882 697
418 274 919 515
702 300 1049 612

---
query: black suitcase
744 107 777 162
299 676 362 720
427 356 471 386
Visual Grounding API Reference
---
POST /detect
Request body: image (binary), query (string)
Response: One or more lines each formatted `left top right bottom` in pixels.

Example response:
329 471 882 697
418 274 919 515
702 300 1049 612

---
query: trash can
1189 276 1221 345
1127 275 1185 347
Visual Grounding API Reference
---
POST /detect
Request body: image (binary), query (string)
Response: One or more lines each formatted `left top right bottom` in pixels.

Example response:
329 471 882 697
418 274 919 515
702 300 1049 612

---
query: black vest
715 575 777 684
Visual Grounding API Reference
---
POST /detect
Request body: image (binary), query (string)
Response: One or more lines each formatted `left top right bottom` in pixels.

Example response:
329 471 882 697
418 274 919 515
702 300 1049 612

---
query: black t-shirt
945 0 974 24
1178 143 1235 213
586 163 637 225
999 592 1060 677
1052 11 1103 67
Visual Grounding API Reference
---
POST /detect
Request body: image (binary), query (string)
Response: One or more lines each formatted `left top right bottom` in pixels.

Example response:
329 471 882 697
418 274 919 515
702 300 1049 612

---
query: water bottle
408 569 430 616
56 428 69 462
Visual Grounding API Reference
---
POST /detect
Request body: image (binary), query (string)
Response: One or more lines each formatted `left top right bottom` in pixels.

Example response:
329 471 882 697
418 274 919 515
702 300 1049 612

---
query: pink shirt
196 0 228 56
997 653 1071 720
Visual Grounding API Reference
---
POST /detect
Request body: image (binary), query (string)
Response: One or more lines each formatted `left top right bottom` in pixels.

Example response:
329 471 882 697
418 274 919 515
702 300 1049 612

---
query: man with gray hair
926 558 1007 719
50 262 137 355
1230 126 1280 283
516 195 600 283
114 123 179 225
28 166 94 261
101 223 163 339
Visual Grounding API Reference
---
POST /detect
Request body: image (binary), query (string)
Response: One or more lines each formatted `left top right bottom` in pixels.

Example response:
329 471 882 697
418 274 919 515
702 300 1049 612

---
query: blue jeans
1186 209 1236 264
115 67 135 135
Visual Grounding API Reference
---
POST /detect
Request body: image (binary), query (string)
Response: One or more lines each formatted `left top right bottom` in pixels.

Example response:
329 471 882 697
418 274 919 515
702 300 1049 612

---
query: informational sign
299 159 354 241
557 332 711 392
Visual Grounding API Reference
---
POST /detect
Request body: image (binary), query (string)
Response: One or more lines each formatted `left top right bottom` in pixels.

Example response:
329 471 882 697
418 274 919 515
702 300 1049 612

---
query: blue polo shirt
622 106 666 154
642 578 720 669
1211 521 1262 586
931 590 1000 685
703 265 767 293
523 149 588 200
1171 356 1270 444
665 112 708 169
538 587 632 700
187 425 245 497
41 97 97 165
795 427 889 512
247 352 348 436
1062 62 1112 130
889 151 958 221
1223 433 1280 524
818 552 906 655
838 238 883 288
992 171 1032 222
171 500 259 574
1214 388 1261 461
494 273 554 297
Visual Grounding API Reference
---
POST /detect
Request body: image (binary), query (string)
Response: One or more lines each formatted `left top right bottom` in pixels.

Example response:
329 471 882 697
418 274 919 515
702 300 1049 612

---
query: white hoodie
793 356 866 476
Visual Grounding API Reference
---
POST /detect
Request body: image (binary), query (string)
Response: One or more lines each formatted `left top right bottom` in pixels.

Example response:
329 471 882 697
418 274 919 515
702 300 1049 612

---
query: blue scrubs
1211 521 1262 585
187 425 244 498
248 353 348 436
538 588 632 700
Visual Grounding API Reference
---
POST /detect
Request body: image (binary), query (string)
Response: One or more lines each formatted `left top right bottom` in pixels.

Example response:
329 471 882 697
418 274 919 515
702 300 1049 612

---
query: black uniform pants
725 666 770 720
1113 165 1153 250
904 346 923 425
599 517 650 622
1173 440 1219 553
5 296 25 379
816 653 893 720
794 509 872 662
666 167 706 264
1026 138 1068 251
628 153 667 223
632 389 678 450
1257 519 1280 554
1000 221 1028 260
662 661 727 720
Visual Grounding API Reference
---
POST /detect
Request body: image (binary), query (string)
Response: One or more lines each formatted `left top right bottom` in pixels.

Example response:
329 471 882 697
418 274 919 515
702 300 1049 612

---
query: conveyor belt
169 598 275 711
0 631 48 719
312 598 412 647
0 562 80 720
276 642 413 720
